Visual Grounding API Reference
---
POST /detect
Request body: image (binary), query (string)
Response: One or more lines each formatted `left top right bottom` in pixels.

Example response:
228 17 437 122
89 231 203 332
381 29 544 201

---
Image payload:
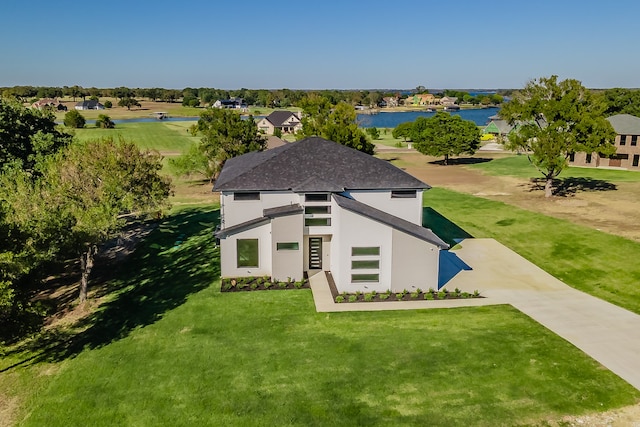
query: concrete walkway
309 238 640 392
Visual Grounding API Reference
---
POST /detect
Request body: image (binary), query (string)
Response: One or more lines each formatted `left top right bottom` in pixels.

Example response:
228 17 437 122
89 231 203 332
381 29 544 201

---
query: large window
234 192 260 201
391 190 417 198
631 135 638 146
351 247 380 256
305 206 331 214
277 242 299 250
619 135 627 146
305 218 331 226
633 155 639 167
586 153 592 164
237 239 259 267
305 193 330 202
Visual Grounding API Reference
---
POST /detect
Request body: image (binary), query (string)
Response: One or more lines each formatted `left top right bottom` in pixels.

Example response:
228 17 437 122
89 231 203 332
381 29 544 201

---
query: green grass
4 206 637 426
468 154 640 182
72 121 199 153
424 187 640 314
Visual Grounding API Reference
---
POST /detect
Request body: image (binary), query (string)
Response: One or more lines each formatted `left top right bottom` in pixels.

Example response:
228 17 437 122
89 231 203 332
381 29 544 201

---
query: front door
309 237 322 269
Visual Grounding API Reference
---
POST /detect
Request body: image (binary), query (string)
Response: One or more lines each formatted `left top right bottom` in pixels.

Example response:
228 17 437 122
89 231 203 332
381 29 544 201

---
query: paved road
310 238 640 392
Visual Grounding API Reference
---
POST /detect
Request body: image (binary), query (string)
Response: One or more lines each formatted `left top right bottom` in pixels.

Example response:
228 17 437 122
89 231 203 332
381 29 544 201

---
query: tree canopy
500 75 616 197
0 97 71 170
406 112 481 164
297 97 374 154
172 108 266 182
64 110 86 129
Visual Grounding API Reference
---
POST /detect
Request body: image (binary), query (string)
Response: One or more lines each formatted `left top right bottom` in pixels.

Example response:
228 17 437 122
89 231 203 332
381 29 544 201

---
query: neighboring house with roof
381 96 399 108
256 110 302 135
74 100 104 110
483 115 515 138
212 98 248 111
32 98 67 111
569 114 640 169
440 96 458 106
213 137 449 293
403 94 436 106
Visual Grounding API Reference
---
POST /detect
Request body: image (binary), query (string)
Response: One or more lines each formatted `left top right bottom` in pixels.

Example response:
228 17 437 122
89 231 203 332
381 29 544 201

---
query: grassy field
424 187 640 315
468 154 640 182
6 206 638 427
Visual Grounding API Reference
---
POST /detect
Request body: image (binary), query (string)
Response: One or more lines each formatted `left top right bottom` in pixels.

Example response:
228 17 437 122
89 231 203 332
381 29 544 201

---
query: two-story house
569 114 640 170
256 110 302 135
213 137 449 293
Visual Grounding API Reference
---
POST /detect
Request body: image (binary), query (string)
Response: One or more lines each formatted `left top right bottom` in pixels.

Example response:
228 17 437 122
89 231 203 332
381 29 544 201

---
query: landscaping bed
221 276 310 292
335 287 482 303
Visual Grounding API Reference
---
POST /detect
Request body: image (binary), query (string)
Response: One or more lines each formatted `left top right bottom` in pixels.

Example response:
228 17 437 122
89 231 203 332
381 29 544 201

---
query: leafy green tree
602 88 640 116
392 122 413 141
366 127 380 140
118 97 141 110
95 114 115 129
172 108 266 182
411 112 481 165
297 98 374 154
0 97 72 170
41 138 172 302
500 75 616 197
104 100 112 108
64 110 86 128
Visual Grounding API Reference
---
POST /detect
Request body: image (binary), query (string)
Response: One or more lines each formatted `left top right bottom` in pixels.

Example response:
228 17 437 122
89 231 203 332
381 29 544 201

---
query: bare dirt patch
379 152 640 242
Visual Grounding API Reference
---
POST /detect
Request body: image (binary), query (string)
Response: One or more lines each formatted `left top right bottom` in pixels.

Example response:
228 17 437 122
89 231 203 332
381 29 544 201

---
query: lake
356 107 499 128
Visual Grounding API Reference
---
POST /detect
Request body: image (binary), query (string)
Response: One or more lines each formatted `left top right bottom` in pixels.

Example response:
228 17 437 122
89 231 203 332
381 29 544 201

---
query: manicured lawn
8 206 638 426
72 121 199 153
468 154 640 182
424 187 640 315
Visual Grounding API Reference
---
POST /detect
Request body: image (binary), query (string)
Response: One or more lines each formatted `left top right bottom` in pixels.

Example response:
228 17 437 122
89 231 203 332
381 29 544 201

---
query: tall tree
410 112 481 165
0 97 72 170
42 138 172 302
172 108 266 182
500 76 616 197
297 98 374 154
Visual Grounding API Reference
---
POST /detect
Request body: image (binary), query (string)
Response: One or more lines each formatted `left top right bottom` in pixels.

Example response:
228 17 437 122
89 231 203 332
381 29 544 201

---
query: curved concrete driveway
310 238 640 391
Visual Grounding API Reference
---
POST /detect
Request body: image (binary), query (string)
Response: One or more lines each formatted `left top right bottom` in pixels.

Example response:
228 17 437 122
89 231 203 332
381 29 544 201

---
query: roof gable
213 137 430 192
266 110 299 127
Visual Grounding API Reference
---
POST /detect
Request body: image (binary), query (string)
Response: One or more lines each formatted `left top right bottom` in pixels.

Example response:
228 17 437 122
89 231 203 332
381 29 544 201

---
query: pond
356 107 499 128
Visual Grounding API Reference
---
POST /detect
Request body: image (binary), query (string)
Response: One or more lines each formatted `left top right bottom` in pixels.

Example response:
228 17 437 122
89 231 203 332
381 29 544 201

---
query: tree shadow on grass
428 157 493 166
2 207 220 370
527 177 617 197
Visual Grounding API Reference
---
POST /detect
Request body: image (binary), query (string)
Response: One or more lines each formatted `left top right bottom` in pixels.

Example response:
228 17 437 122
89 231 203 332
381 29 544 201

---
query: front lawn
8 206 638 426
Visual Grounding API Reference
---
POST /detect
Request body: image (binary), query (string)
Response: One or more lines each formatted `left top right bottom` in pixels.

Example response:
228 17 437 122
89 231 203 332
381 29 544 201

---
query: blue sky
2 0 639 90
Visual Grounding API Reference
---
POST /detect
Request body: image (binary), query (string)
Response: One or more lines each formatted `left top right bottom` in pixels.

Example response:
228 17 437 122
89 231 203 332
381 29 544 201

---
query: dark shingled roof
216 204 303 238
214 137 430 192
265 110 300 127
333 194 449 249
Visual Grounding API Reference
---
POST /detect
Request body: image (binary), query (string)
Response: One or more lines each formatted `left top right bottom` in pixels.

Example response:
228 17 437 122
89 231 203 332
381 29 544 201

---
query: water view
356 107 499 128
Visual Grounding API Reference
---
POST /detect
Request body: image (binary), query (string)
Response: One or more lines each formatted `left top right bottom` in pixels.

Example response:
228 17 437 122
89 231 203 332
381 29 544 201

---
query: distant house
256 110 302 135
404 94 436 106
32 98 67 111
213 137 449 294
569 114 640 170
381 96 399 108
483 115 514 137
213 98 248 111
440 96 458 106
74 100 104 110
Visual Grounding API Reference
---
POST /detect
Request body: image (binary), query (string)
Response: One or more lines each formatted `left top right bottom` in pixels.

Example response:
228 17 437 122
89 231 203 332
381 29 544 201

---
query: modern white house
213 137 449 293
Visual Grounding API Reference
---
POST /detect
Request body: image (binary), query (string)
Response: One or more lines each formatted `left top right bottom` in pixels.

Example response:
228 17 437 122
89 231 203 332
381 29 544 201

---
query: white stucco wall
271 214 304 282
219 222 272 278
346 190 423 225
221 191 301 227
390 229 439 292
332 206 393 293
